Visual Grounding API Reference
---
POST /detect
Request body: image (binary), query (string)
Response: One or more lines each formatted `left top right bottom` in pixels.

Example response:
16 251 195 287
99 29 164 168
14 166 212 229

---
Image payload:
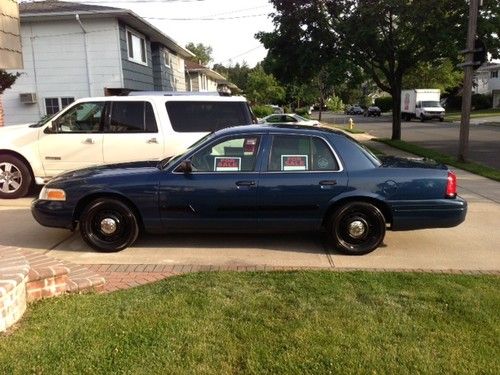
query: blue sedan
32 124 467 255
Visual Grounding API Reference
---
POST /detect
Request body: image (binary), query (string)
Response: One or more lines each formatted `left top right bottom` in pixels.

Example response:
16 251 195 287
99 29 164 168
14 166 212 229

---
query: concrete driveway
1 163 499 272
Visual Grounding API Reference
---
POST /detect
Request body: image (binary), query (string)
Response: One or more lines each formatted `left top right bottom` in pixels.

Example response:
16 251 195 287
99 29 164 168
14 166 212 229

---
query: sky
73 0 275 67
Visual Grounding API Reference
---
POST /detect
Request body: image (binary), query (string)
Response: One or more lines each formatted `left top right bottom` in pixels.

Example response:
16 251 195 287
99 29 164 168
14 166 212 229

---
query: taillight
446 171 457 198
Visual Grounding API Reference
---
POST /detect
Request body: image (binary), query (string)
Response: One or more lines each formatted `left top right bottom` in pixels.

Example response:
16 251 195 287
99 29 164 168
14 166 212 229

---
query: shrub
443 94 492 111
326 95 344 112
374 96 393 112
295 107 311 118
252 105 274 118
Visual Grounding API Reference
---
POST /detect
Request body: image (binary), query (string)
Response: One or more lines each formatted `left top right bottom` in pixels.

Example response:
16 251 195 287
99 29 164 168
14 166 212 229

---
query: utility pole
458 0 480 163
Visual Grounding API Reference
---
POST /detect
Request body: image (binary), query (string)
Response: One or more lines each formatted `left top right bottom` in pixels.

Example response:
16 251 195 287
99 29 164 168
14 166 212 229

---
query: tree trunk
391 81 402 140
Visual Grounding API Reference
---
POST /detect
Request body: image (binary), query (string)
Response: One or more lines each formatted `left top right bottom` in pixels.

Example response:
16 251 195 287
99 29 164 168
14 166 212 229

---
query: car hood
50 161 160 183
0 123 39 147
379 156 447 170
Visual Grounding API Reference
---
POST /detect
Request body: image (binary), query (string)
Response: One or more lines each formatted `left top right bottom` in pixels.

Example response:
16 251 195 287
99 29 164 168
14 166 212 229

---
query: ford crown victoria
32 124 467 255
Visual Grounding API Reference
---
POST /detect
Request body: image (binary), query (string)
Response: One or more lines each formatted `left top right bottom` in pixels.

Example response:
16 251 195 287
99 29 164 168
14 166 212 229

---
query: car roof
214 123 345 138
72 95 248 103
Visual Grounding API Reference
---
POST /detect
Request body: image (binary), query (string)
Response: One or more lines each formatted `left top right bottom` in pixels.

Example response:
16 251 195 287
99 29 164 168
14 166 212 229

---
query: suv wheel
0 155 32 199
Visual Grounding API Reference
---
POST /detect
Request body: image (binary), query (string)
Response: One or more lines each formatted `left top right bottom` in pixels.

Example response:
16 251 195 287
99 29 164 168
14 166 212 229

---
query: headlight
39 187 66 201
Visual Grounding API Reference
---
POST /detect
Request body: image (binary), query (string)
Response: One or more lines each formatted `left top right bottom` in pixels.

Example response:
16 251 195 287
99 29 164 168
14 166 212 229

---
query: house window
164 50 172 67
126 28 147 65
45 97 76 115
491 70 498 79
45 98 60 115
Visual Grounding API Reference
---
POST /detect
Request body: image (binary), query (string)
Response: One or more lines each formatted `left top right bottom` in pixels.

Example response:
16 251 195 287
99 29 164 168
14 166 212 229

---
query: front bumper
31 199 75 230
390 196 467 231
422 113 444 120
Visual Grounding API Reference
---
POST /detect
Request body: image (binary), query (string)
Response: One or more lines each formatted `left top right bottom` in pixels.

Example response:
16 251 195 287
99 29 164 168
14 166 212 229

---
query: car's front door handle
319 180 337 186
147 137 158 144
236 180 256 187
83 138 94 144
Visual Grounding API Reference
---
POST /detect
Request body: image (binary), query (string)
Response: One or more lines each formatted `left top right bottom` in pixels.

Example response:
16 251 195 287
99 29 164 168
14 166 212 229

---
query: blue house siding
118 22 154 90
152 43 176 91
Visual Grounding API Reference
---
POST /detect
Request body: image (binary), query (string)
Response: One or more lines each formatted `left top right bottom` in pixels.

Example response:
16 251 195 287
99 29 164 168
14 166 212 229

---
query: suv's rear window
165 101 251 132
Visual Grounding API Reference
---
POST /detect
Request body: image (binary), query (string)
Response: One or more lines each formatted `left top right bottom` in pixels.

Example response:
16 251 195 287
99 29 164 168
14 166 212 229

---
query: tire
0 155 32 199
439 117 444 122
328 202 386 255
80 198 139 252
420 115 425 122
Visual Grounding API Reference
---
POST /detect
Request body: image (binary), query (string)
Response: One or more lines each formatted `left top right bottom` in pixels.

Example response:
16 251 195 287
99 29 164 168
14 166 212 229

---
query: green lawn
1 272 499 374
445 108 500 122
376 138 500 182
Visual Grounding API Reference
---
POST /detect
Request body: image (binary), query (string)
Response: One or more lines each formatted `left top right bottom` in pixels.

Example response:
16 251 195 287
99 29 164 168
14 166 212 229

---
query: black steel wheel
80 198 139 252
0 155 32 199
329 202 386 255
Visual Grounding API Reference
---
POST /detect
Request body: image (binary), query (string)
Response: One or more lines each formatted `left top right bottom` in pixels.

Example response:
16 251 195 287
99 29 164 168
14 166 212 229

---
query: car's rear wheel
328 202 386 255
0 155 32 199
80 198 139 252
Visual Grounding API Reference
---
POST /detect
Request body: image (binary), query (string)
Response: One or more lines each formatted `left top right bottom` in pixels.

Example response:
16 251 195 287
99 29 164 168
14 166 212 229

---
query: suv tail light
446 171 457 198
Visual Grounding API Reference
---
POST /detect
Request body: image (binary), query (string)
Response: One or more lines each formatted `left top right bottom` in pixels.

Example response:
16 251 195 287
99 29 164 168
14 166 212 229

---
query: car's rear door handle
147 137 158 144
83 138 94 144
236 180 256 187
319 180 337 186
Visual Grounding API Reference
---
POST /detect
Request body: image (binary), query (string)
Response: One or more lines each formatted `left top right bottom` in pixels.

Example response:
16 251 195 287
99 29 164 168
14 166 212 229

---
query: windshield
421 101 441 108
29 113 57 128
159 132 215 169
295 115 308 121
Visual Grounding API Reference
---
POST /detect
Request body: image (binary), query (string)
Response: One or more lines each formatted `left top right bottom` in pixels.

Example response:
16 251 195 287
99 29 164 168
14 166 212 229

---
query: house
2 0 194 126
185 59 238 94
473 63 500 108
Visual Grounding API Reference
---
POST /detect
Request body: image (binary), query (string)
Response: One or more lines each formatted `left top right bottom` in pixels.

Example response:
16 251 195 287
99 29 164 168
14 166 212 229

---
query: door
159 135 262 231
257 134 348 231
102 101 164 163
38 101 105 177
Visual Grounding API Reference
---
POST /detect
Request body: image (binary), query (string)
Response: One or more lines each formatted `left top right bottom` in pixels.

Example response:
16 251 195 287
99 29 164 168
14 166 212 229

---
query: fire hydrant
349 118 354 130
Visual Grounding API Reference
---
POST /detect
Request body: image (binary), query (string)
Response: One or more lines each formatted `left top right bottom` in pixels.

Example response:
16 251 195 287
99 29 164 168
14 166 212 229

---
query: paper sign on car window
214 157 241 172
281 155 308 171
244 137 258 154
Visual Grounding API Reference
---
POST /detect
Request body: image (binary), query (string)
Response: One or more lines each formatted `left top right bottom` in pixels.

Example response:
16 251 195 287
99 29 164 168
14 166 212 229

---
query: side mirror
178 160 192 174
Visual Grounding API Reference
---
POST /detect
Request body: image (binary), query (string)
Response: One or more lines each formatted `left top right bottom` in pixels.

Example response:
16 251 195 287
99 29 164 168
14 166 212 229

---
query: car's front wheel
80 198 139 252
328 202 386 255
0 155 32 199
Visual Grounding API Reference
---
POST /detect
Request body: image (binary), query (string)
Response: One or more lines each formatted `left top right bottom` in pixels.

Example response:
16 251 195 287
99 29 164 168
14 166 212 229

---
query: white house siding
3 18 122 126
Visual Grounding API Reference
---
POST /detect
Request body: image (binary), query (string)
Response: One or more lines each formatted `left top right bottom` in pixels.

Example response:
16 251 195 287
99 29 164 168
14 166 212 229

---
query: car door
257 133 348 231
159 134 263 231
38 101 105 177
102 100 164 163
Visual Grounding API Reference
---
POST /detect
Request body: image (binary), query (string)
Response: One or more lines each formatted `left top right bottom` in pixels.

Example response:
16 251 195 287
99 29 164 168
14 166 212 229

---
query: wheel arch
322 196 393 228
73 192 145 232
0 149 35 181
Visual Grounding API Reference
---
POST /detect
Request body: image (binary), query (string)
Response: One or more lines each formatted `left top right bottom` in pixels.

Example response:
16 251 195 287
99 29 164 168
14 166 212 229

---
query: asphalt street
317 112 500 170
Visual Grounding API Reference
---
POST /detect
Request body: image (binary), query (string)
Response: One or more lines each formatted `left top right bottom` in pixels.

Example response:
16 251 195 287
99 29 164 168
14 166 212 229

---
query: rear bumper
31 199 75 230
390 197 467 231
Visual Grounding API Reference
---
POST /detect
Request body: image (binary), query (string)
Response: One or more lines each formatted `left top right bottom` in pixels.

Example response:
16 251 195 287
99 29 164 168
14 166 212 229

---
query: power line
144 13 269 21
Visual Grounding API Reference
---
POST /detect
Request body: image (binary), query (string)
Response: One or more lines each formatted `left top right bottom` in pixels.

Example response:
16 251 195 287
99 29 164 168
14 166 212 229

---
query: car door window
268 135 339 172
285 115 298 122
266 115 281 123
189 136 261 172
53 102 105 133
108 101 158 133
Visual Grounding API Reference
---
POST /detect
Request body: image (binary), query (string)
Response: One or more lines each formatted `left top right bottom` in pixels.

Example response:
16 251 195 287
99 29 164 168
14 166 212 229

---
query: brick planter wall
0 247 30 332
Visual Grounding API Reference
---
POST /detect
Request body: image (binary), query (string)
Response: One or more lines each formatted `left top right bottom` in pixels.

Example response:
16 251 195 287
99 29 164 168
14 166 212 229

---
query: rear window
165 101 251 132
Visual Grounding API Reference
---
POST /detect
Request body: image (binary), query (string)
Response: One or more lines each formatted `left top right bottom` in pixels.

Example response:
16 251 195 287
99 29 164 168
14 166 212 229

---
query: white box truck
401 89 445 122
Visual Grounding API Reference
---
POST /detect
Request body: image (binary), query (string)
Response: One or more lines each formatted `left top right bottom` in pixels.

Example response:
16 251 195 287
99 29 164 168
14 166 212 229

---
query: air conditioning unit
20 93 37 104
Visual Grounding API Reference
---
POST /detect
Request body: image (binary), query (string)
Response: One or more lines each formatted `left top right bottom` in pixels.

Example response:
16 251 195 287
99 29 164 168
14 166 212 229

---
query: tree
245 66 285 105
403 59 463 92
0 70 19 94
185 42 213 65
258 0 499 140
213 62 252 92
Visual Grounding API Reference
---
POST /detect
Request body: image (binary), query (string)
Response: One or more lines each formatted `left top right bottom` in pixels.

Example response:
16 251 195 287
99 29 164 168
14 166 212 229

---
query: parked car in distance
0 93 255 199
346 105 364 115
258 113 320 127
364 106 381 117
32 124 467 255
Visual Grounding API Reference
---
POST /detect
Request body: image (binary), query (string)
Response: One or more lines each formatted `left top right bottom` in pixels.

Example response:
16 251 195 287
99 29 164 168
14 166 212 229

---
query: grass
445 108 500 122
376 138 500 182
321 121 366 134
1 271 499 374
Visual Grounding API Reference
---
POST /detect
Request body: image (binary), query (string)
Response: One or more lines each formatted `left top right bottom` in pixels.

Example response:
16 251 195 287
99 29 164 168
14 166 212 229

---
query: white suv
0 93 255 198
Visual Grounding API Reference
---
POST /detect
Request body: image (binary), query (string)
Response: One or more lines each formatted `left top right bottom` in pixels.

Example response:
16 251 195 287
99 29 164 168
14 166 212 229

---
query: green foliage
213 62 252 92
0 70 20 94
185 42 213 65
295 107 310 117
252 105 274 118
403 60 463 92
375 97 393 112
245 66 285 105
444 94 493 111
326 95 344 112
1 272 499 374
